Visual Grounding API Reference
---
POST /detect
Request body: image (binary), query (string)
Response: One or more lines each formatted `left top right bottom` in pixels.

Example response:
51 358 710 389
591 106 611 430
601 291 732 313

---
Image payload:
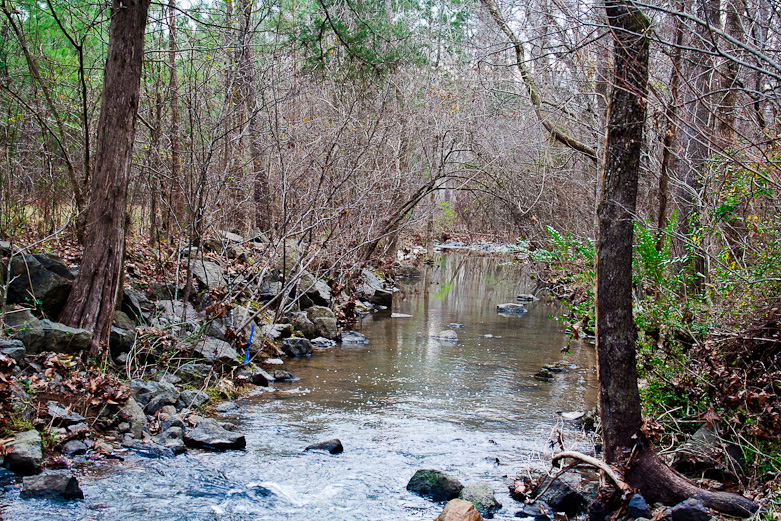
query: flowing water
2 254 598 520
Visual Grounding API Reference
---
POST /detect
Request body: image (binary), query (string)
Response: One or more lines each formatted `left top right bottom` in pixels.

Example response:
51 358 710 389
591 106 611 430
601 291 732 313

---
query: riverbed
2 254 598 520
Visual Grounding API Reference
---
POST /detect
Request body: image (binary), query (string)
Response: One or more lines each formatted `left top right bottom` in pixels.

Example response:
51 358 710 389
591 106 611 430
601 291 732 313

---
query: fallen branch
551 450 631 492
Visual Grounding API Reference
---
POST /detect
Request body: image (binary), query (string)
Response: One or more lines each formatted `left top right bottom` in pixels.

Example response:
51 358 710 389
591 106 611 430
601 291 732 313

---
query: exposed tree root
552 447 759 518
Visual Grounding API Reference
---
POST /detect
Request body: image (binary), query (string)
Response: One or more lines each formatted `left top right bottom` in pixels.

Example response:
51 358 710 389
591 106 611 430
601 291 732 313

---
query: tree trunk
166 0 183 240
60 0 151 353
596 2 757 516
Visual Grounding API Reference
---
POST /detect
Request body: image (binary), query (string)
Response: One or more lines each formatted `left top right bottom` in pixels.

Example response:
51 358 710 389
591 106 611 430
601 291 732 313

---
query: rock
161 414 186 432
62 440 88 456
340 330 369 344
122 288 150 325
21 474 83 500
146 281 182 301
94 441 113 454
184 418 246 451
5 429 43 474
671 427 741 478
176 363 213 387
311 337 337 348
396 265 421 278
109 326 136 356
176 390 210 410
281 337 312 357
153 427 187 455
291 312 317 339
459 482 502 517
628 494 652 519
516 294 538 302
448 323 465 329
533 475 587 515
192 337 239 367
304 439 343 454
534 368 553 381
360 268 393 307
299 271 332 306
47 401 85 425
13 319 92 355
273 369 295 381
671 499 711 521
120 397 148 439
274 239 302 275
112 310 136 331
158 373 182 385
190 259 226 290
218 230 245 243
436 498 485 521
145 392 178 415
0 339 26 364
306 305 336 321
312 317 338 339
433 330 458 342
497 303 526 314
1 254 74 318
516 501 553 519
154 299 200 322
122 439 174 459
214 401 238 412
3 308 39 332
202 237 223 253
261 323 294 340
235 366 273 387
406 469 464 502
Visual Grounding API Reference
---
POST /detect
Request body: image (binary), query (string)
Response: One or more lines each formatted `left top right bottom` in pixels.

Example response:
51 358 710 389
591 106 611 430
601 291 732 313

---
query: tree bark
596 2 757 516
60 0 151 352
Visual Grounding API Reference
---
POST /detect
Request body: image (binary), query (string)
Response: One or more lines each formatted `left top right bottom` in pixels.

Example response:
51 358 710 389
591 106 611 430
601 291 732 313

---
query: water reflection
2 254 597 520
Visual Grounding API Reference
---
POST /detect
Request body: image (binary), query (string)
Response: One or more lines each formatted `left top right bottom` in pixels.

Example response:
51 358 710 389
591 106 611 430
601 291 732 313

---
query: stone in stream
184 418 246 451
281 337 312 357
448 323 465 329
406 469 464 502
497 303 526 314
340 330 369 344
436 498 485 521
153 427 187 455
21 474 84 500
516 294 538 302
458 482 502 517
533 475 587 515
304 438 344 454
517 501 553 520
432 330 458 342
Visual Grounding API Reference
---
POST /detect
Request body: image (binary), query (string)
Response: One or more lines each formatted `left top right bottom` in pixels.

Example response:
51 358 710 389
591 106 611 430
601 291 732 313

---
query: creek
2 254 598 520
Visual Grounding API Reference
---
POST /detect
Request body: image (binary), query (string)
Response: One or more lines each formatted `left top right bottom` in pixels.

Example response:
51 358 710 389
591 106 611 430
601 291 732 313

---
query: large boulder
21 474 83 500
312 317 338 340
360 268 392 307
5 429 43 475
291 312 317 339
184 418 246 451
407 469 464 502
109 326 136 357
458 483 502 517
281 338 312 357
12 319 92 355
298 271 331 307
192 337 239 367
190 259 226 290
435 499 485 521
1 253 74 318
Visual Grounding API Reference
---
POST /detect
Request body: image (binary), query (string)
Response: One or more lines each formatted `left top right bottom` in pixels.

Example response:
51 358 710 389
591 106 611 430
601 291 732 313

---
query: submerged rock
304 438 343 454
533 475 587 515
433 330 458 342
407 469 464 502
436 498 485 521
184 418 246 451
340 330 369 344
516 294 538 302
497 303 526 314
21 474 83 500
